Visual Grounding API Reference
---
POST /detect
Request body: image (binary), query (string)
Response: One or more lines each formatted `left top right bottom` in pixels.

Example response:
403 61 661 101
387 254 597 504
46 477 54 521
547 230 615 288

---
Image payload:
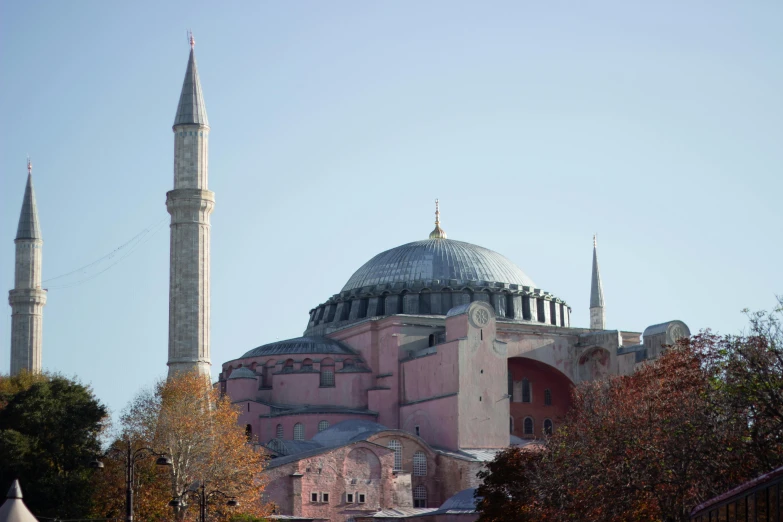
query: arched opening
413 451 427 476
293 422 304 441
523 417 534 435
377 293 387 316
358 297 369 319
399 291 408 314
302 358 313 371
320 358 335 387
282 359 294 373
522 378 531 403
318 420 330 432
276 424 283 439
387 439 402 471
342 358 354 370
413 485 427 508
508 357 574 439
419 290 431 314
442 288 453 312
544 419 553 436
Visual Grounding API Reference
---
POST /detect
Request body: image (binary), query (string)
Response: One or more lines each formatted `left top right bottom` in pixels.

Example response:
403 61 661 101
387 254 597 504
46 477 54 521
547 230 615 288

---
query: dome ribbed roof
241 336 357 358
342 239 535 292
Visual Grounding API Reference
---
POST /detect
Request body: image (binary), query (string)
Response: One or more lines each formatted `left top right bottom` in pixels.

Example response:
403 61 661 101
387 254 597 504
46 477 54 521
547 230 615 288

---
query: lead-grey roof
173 49 208 127
227 367 256 380
310 419 388 447
241 336 357 359
16 175 41 240
342 239 535 292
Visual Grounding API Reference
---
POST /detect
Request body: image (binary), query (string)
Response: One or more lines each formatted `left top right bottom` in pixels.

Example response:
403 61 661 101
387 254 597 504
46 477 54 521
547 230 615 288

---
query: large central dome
342 239 536 292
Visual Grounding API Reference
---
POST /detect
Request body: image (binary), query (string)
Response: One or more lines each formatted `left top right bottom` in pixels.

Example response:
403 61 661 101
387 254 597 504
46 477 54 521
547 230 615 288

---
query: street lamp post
89 439 172 522
168 481 239 522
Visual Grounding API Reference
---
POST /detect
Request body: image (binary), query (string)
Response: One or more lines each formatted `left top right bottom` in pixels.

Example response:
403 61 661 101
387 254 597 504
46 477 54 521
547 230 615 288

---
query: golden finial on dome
429 199 447 239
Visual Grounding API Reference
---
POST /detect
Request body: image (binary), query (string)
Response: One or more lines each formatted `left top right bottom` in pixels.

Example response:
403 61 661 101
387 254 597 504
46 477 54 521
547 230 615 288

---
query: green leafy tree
0 372 108 518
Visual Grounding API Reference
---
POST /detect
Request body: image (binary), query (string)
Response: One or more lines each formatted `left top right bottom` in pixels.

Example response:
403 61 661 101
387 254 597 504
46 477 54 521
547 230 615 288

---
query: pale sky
1 1 781 418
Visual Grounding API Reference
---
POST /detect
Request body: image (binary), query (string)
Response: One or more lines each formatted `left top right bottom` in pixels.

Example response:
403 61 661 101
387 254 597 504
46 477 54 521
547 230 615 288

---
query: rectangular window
358 493 366 504
347 493 354 503
322 493 329 503
320 369 335 387
311 493 318 502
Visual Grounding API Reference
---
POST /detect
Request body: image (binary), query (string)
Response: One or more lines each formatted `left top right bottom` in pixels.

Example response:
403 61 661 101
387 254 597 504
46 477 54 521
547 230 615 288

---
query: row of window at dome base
305 281 571 335
224 355 369 389
272 420 332 441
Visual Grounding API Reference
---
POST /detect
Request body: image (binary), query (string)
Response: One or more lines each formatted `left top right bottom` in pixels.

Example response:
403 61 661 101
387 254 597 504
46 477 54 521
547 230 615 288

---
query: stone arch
578 347 611 382
402 410 434 441
343 447 382 480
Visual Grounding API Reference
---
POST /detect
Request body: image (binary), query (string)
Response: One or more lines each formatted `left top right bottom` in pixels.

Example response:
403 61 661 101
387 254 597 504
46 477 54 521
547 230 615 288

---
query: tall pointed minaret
166 33 214 377
589 234 605 330
8 159 47 375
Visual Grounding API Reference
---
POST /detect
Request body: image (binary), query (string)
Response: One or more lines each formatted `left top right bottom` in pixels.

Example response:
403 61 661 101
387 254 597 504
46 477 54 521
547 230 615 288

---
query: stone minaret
166 34 213 377
589 234 605 330
8 159 47 375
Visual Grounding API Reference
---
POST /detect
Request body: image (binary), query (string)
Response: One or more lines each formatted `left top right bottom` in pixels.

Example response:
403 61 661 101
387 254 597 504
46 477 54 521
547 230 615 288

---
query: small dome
342 239 536 292
227 367 256 380
241 336 357 359
311 419 388 447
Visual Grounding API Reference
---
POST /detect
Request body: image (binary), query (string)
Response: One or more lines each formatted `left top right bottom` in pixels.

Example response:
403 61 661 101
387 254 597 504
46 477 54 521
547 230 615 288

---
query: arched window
544 389 552 406
544 419 553 436
387 439 402 470
522 378 531 403
523 417 534 435
413 485 427 508
343 358 354 369
293 422 304 441
283 359 294 373
302 358 313 371
276 424 283 439
413 451 427 476
318 420 329 432
320 358 335 387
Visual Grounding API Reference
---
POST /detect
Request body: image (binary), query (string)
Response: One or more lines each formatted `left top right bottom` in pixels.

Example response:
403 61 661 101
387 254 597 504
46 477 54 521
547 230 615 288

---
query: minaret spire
9 159 47 375
589 234 605 330
429 199 447 239
167 38 214 377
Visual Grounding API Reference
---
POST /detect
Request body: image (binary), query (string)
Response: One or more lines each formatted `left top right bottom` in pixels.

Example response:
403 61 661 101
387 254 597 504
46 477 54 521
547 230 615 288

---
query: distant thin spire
173 32 209 127
16 160 41 240
429 199 447 239
590 234 605 329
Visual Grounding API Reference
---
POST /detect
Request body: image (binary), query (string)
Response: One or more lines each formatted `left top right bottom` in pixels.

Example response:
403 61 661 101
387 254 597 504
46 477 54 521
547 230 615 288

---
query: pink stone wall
401 340 459 403
260 413 377 443
399 395 458 451
262 441 399 522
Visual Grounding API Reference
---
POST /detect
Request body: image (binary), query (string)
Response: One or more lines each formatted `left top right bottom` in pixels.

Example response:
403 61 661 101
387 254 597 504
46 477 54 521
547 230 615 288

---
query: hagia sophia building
8 41 691 521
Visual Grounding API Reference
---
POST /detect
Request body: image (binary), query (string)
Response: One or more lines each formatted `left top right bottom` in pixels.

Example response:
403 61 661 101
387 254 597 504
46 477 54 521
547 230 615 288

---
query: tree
475 446 541 521
477 341 770 522
0 372 108 519
93 371 272 521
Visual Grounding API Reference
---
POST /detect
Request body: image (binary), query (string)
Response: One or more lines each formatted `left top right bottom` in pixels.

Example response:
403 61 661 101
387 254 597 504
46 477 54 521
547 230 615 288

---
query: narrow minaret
589 234 605 330
429 199 447 239
166 33 213 377
8 159 47 375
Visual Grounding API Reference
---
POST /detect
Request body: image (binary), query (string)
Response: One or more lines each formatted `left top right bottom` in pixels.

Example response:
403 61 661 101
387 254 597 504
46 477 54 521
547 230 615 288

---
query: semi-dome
240 336 357 359
342 239 536 292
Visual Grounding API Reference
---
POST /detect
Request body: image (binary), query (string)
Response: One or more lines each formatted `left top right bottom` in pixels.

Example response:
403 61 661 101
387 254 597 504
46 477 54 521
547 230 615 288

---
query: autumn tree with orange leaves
477 323 783 522
92 371 272 521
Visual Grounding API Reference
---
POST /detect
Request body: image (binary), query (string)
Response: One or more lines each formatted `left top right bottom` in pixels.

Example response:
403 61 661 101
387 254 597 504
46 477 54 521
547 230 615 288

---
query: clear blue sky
1 1 781 418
